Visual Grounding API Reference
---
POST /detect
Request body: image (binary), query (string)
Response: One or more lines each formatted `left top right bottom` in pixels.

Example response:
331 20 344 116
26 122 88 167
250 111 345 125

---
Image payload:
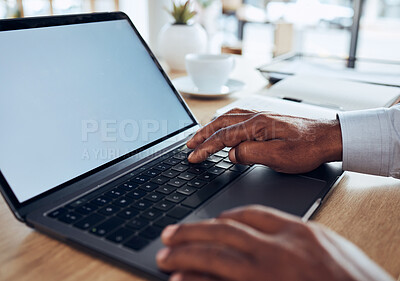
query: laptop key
187 167 206 175
172 147 184 154
162 169 180 178
165 192 186 203
197 172 217 181
198 161 214 169
182 170 240 209
124 236 149 251
104 188 125 199
130 175 151 184
163 158 180 166
132 199 152 210
140 208 162 220
119 182 139 192
154 216 178 228
90 217 124 236
66 198 88 209
143 169 161 177
74 213 105 230
177 185 197 196
126 189 146 200
151 175 170 185
167 178 187 188
106 227 135 244
187 179 207 188
208 167 225 176
178 171 196 181
215 161 233 169
167 206 192 219
117 208 139 220
144 192 165 202
180 159 189 165
173 152 187 160
153 163 171 172
48 208 68 218
98 205 121 216
58 212 83 224
75 203 99 215
91 195 112 206
181 147 193 154
140 226 163 240
139 182 159 192
156 185 176 195
113 196 134 208
224 158 233 163
172 163 188 172
214 150 229 158
206 155 223 163
153 200 175 211
126 218 149 230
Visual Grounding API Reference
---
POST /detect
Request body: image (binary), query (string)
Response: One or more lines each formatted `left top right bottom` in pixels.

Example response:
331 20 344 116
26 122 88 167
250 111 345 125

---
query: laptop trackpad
195 166 326 219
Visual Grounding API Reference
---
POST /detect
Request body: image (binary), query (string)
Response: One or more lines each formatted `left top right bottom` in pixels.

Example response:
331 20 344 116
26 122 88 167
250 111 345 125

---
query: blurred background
1 0 399 64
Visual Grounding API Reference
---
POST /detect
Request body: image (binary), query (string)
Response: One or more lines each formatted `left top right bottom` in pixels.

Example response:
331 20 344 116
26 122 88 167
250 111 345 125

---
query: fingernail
188 152 194 161
156 248 170 262
170 273 183 281
162 224 179 242
229 148 237 163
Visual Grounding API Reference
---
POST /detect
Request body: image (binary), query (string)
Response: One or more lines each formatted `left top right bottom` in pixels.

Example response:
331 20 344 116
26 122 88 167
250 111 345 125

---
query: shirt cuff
337 108 392 177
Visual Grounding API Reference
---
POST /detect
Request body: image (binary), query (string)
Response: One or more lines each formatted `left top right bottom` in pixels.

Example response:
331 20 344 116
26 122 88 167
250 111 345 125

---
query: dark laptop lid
0 12 199 220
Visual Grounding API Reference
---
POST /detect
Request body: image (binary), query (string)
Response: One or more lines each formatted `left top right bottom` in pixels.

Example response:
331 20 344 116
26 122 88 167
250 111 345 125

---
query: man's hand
157 205 394 281
187 108 343 173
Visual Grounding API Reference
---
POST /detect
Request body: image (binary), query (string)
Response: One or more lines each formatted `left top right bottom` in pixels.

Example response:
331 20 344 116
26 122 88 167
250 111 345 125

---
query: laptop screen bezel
0 12 198 217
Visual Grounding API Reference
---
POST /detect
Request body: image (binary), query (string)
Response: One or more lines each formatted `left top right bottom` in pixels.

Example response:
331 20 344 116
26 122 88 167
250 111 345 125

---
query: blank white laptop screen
0 19 194 203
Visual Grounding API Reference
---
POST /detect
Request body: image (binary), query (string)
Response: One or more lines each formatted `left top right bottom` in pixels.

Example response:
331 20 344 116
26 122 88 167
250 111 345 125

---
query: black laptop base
44 145 248 251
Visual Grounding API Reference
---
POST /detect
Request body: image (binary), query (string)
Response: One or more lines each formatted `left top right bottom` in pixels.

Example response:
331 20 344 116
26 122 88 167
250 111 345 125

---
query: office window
0 0 148 40
237 0 400 62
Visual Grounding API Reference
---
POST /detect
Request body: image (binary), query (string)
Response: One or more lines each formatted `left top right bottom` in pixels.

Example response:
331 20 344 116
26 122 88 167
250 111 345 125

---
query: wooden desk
1 57 399 281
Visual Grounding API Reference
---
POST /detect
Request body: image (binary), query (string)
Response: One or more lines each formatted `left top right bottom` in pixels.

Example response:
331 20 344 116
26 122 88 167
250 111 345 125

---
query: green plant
167 0 196 25
197 0 215 8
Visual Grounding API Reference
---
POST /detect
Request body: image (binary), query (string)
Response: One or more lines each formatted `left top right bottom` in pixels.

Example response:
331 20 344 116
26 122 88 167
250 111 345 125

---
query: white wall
120 0 149 41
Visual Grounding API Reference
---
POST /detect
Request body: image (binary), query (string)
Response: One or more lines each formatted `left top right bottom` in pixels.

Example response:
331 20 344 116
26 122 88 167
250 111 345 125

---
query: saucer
172 76 245 98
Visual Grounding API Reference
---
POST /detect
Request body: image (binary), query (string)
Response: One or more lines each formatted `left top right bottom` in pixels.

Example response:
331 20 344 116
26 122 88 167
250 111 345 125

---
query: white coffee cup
185 54 235 92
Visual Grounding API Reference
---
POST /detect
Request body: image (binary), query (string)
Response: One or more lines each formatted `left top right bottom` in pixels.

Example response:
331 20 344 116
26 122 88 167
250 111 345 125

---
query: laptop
0 12 343 280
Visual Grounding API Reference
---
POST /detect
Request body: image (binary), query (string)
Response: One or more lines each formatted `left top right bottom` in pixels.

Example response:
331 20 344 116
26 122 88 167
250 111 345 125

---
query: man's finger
170 272 226 281
225 107 258 114
228 140 282 165
218 205 300 234
187 113 256 149
188 113 287 163
157 243 251 281
188 121 251 162
160 219 263 254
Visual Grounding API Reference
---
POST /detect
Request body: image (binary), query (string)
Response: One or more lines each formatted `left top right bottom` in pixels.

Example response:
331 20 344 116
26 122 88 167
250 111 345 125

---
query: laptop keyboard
46 145 250 251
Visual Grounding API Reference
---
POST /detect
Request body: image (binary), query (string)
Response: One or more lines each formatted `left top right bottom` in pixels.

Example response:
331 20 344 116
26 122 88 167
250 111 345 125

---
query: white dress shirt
337 104 400 179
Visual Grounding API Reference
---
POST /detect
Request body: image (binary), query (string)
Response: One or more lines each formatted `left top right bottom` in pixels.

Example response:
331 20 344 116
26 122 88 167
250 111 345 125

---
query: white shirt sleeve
337 104 400 179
